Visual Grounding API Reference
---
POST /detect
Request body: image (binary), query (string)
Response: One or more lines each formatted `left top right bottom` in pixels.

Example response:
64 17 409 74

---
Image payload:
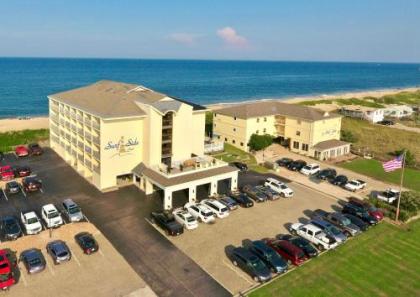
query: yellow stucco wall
191 111 206 156
213 113 249 150
172 103 194 161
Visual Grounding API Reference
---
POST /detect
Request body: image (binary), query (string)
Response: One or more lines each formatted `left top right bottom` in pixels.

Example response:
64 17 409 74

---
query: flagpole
395 150 406 222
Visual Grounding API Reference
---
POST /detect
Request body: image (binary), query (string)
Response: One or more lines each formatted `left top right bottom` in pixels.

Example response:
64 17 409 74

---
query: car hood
369 210 383 220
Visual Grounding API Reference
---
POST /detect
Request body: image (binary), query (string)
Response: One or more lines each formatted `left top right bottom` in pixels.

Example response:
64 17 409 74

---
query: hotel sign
104 137 139 157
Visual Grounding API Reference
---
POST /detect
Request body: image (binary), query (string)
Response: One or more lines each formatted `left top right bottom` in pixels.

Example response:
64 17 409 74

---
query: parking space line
20 185 27 198
45 256 56 276
98 249 105 257
40 188 44 193
222 259 254 285
70 248 81 267
18 265 28 287
83 214 90 223
2 189 8 201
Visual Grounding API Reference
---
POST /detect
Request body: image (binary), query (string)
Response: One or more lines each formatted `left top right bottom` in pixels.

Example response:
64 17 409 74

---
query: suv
230 247 271 282
300 163 320 175
229 192 254 208
172 208 199 230
22 176 42 193
278 234 319 258
310 218 347 244
1 216 23 241
276 157 293 167
348 197 384 221
255 185 280 200
150 211 183 236
185 202 216 224
264 178 293 198
249 240 288 274
20 211 42 235
316 168 337 181
202 199 230 218
330 175 348 187
0 166 14 181
242 185 268 203
341 203 378 225
320 211 361 237
344 179 367 192
287 160 307 171
41 204 63 228
218 196 239 211
62 199 83 222
265 239 308 266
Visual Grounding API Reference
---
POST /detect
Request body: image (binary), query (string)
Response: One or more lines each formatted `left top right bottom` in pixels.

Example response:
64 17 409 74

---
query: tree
392 149 416 167
340 130 358 143
205 112 213 137
248 134 273 151
398 191 420 214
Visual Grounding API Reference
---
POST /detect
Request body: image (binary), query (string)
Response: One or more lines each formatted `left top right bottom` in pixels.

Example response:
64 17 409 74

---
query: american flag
382 155 403 172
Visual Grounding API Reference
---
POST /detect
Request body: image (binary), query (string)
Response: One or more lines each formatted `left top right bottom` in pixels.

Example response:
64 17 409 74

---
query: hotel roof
49 80 206 119
214 101 340 121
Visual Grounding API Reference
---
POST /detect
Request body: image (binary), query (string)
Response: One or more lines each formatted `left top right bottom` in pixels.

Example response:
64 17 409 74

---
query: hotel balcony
77 128 84 136
70 112 77 120
92 150 100 160
84 118 91 126
93 165 101 173
92 121 100 131
85 159 92 168
78 154 84 162
92 135 100 145
84 145 92 154
77 114 83 122
71 137 77 145
77 141 84 150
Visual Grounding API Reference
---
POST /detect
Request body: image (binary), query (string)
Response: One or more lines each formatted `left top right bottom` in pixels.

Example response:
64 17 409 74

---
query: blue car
249 240 288 273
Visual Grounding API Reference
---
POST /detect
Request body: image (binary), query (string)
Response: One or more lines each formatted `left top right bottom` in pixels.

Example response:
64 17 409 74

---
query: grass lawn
249 220 420 297
339 158 420 192
0 129 49 152
212 143 269 173
341 118 420 166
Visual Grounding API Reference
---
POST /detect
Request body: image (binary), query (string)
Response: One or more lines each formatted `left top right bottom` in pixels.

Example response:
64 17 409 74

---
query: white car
344 179 367 192
41 204 64 228
376 188 399 203
20 211 42 235
264 178 294 198
290 222 338 251
172 208 198 230
185 202 216 224
201 199 230 218
300 163 321 175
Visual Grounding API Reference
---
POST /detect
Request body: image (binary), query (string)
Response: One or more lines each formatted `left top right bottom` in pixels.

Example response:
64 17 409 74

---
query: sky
0 0 419 62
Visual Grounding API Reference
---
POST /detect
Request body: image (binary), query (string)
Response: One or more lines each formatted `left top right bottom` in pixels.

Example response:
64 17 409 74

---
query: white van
264 178 294 198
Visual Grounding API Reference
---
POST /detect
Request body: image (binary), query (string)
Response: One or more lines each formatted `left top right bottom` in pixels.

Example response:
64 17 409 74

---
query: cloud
168 33 199 46
217 27 248 47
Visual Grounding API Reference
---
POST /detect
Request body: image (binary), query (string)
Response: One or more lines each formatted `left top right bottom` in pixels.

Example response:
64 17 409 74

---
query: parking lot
156 174 344 295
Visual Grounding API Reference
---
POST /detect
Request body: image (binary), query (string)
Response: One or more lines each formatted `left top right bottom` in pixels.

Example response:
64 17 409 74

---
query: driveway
0 150 230 297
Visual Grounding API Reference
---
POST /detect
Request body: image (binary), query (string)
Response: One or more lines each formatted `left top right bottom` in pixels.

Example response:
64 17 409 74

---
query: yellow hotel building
48 80 238 209
213 101 350 160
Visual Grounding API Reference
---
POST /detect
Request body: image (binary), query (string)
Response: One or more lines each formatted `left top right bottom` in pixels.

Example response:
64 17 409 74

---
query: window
296 131 301 136
225 137 228 142
256 118 260 123
233 128 236 132
256 130 259 134
302 144 309 151
214 123 216 127
264 117 267 122
240 142 244 146
263 128 266 133
232 140 236 144
214 113 217 117
293 141 299 149
218 135 221 139
297 120 301 124
344 146 348 154
234 116 237 120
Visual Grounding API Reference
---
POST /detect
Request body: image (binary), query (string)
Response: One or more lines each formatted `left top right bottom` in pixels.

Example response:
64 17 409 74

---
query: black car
229 192 254 208
20 248 46 274
378 120 394 126
5 181 20 194
75 232 99 254
316 168 337 180
330 175 348 187
230 162 248 172
151 211 184 236
218 196 239 211
22 176 42 192
343 214 369 231
28 143 43 156
276 157 293 167
341 204 378 225
249 240 288 273
242 185 268 202
230 247 272 282
287 160 307 171
278 234 319 258
13 166 31 178
1 216 23 241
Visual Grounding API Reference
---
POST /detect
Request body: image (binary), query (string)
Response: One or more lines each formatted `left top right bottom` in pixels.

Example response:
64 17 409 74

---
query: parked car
185 202 216 224
316 168 337 181
202 199 230 218
255 185 280 200
341 203 378 225
342 214 369 232
310 218 347 244
242 185 268 203
348 197 384 221
289 223 337 251
315 210 361 237
22 176 42 192
1 216 23 241
264 178 294 198
20 211 42 235
230 247 272 282
5 181 20 194
20 249 46 274
15 145 29 157
249 240 288 273
276 157 293 167
172 208 199 230
46 240 71 264
62 199 83 222
376 188 399 204
300 163 320 175
0 249 16 290
150 211 184 236
28 143 43 156
229 192 254 208
378 120 394 126
41 204 64 228
344 179 367 192
278 234 319 257
75 232 99 254
265 239 308 266
287 160 307 171
230 162 248 172
330 175 348 187
218 196 239 211
0 166 15 181
13 166 31 178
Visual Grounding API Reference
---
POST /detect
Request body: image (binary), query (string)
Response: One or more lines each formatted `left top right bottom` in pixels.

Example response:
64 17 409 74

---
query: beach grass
0 129 49 152
248 220 420 297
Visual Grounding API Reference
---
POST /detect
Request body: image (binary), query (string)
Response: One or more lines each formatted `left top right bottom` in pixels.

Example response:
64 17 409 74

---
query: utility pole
395 150 406 222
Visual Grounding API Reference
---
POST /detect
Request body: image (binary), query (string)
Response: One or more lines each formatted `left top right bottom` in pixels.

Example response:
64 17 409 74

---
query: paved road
0 150 230 297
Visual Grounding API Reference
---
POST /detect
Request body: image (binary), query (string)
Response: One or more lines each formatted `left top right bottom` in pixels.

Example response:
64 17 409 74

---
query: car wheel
233 260 238 266
345 231 351 237
281 193 285 198
318 244 324 251
253 276 259 282
291 230 297 236
287 260 292 266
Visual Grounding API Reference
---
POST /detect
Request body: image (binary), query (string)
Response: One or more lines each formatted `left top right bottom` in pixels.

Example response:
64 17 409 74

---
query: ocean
1 58 420 118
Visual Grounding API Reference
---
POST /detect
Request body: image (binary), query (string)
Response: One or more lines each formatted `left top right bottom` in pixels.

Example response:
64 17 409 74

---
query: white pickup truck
289 222 338 251
264 178 294 198
376 188 399 203
20 211 43 235
344 179 367 192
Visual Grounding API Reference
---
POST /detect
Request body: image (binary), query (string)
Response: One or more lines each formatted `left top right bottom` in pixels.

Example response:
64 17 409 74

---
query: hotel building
48 80 238 209
213 101 350 160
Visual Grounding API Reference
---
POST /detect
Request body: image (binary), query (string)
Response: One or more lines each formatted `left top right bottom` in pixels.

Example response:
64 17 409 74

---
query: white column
163 189 173 210
189 186 197 203
144 178 154 195
230 173 238 191
210 181 218 196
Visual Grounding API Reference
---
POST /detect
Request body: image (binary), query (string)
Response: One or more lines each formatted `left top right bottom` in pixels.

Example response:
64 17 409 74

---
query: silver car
62 199 83 222
20 248 46 274
46 240 71 264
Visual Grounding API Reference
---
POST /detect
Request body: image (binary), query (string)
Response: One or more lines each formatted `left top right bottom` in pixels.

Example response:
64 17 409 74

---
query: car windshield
57 251 68 258
250 259 265 270
68 206 81 214
8 182 18 187
28 257 41 266
329 226 341 235
297 251 306 259
302 166 310 170
342 217 352 226
280 185 287 189
83 238 95 248
5 221 19 232
186 216 195 222
221 207 228 212
265 249 277 260
0 272 10 282
256 193 265 198
27 217 39 224
368 206 378 212
47 212 59 219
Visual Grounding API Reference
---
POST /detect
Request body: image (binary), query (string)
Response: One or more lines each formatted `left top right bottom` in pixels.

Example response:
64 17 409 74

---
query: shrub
248 134 273 151
370 191 420 222
392 149 416 168
341 130 358 143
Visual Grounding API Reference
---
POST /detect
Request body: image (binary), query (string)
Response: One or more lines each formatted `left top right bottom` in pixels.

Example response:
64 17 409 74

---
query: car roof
252 240 272 252
275 240 301 253
303 223 322 233
233 247 258 260
63 198 77 207
43 204 58 212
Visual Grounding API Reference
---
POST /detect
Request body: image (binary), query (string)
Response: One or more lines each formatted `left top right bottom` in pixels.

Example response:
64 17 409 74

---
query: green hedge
369 191 420 222
0 129 49 152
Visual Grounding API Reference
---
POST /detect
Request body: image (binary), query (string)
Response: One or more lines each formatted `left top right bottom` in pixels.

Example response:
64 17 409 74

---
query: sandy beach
0 116 49 132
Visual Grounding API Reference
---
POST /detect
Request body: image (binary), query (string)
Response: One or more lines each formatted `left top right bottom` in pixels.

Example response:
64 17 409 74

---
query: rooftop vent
323 111 330 117
127 86 150 94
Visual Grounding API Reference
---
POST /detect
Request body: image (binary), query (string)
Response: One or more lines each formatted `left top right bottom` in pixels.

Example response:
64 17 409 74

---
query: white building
383 105 414 118
339 106 384 123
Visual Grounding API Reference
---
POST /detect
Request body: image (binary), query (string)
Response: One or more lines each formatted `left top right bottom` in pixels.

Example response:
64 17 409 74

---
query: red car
22 177 42 193
13 166 31 178
348 197 384 221
15 145 29 157
0 249 16 290
0 166 14 181
265 239 308 266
